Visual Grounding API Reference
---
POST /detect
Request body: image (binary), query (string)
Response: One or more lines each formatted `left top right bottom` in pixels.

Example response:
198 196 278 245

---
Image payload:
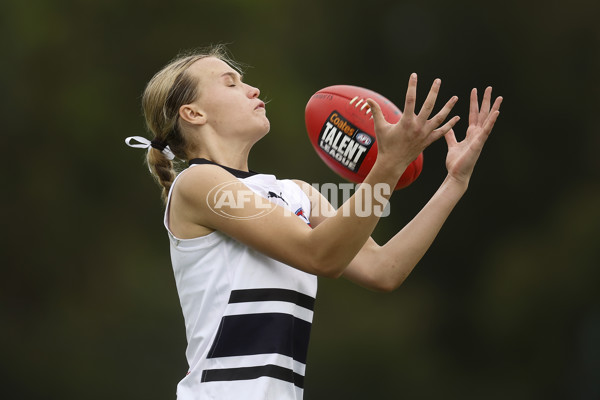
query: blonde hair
141 44 241 202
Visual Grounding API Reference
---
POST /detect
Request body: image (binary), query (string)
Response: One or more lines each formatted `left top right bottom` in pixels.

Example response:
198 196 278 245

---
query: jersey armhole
163 165 216 241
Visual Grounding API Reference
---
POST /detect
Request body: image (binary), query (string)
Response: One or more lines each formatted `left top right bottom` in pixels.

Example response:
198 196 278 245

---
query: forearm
343 85 501 290
307 159 407 276
375 175 468 289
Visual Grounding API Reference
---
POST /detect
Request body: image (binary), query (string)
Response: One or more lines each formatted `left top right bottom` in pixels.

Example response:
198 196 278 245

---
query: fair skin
168 56 503 292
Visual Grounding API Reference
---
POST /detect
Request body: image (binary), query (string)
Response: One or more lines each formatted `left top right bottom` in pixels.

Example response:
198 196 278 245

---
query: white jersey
164 159 317 400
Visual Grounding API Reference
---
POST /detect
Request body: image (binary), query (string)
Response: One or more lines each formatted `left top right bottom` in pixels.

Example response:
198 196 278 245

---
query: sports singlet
164 159 317 400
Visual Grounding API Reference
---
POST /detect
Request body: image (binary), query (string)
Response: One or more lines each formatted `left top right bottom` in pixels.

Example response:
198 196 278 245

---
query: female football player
126 45 501 400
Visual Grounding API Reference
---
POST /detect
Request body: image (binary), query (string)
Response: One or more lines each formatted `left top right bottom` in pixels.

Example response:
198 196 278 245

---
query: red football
305 85 423 190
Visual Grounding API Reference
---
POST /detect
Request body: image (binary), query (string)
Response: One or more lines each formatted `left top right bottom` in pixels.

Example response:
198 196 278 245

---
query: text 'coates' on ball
305 85 423 190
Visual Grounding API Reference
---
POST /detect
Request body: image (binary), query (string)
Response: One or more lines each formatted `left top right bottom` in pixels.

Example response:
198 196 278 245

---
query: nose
247 84 260 98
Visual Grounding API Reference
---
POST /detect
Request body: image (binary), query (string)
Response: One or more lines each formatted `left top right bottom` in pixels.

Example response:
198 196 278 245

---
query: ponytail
147 147 176 202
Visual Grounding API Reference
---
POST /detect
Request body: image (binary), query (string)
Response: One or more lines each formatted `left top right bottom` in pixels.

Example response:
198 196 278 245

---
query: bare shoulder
175 164 237 199
169 164 238 237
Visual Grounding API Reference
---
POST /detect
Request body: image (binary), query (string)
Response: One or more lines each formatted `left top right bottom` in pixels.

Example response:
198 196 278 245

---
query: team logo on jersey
295 207 312 227
267 191 289 206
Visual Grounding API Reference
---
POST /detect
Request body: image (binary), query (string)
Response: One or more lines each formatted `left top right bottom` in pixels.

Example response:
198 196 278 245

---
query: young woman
126 45 502 400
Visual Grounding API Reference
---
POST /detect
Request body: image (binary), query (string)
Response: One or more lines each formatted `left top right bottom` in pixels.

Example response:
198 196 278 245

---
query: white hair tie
125 136 175 160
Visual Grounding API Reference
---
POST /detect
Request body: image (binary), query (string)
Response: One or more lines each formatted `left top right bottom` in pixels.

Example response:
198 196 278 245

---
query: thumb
444 128 458 148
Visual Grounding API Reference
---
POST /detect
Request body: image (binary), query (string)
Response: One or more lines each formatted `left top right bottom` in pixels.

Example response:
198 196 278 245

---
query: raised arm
340 87 502 291
170 74 459 279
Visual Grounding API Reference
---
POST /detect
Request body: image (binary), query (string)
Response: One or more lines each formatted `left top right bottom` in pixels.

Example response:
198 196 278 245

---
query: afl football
305 85 423 190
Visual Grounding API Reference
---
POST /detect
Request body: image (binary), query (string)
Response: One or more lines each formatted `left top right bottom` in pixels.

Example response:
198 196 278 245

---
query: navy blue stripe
229 288 315 311
201 364 304 388
207 313 312 364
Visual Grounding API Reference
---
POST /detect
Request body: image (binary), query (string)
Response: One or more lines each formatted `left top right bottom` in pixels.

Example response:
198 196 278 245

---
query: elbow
366 264 410 293
304 254 347 279
321 267 345 279
314 263 347 279
372 278 405 293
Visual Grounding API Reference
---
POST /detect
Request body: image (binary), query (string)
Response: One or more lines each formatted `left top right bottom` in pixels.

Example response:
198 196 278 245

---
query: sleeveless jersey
164 159 317 400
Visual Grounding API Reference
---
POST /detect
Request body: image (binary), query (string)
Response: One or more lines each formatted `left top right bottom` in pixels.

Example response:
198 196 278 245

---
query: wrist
443 174 470 194
372 156 409 181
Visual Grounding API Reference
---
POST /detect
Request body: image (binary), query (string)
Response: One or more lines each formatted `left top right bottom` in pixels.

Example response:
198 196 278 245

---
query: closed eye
222 71 243 87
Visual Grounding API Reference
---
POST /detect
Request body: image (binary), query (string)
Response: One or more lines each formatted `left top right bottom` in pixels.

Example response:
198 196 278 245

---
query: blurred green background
2 0 599 399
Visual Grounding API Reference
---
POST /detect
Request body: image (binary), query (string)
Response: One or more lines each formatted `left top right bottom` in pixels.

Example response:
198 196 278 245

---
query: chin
260 118 271 135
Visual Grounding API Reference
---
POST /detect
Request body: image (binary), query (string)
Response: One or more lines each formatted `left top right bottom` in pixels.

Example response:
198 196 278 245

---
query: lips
255 101 265 110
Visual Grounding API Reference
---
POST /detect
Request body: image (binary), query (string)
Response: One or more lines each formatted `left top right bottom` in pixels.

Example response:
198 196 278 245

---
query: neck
195 152 250 172
188 129 258 172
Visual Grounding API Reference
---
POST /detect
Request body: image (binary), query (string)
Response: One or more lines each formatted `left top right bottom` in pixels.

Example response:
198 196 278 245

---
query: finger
430 115 460 144
481 87 492 112
366 98 387 132
478 86 493 125
482 110 500 136
404 73 418 116
469 88 479 126
426 95 458 130
491 96 503 113
417 78 441 122
444 128 458 147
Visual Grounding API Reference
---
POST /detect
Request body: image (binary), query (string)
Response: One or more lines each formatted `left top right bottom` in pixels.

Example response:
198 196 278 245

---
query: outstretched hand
444 87 503 185
366 73 460 174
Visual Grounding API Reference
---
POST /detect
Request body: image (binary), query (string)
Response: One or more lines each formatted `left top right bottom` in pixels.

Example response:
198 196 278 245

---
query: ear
179 104 207 126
